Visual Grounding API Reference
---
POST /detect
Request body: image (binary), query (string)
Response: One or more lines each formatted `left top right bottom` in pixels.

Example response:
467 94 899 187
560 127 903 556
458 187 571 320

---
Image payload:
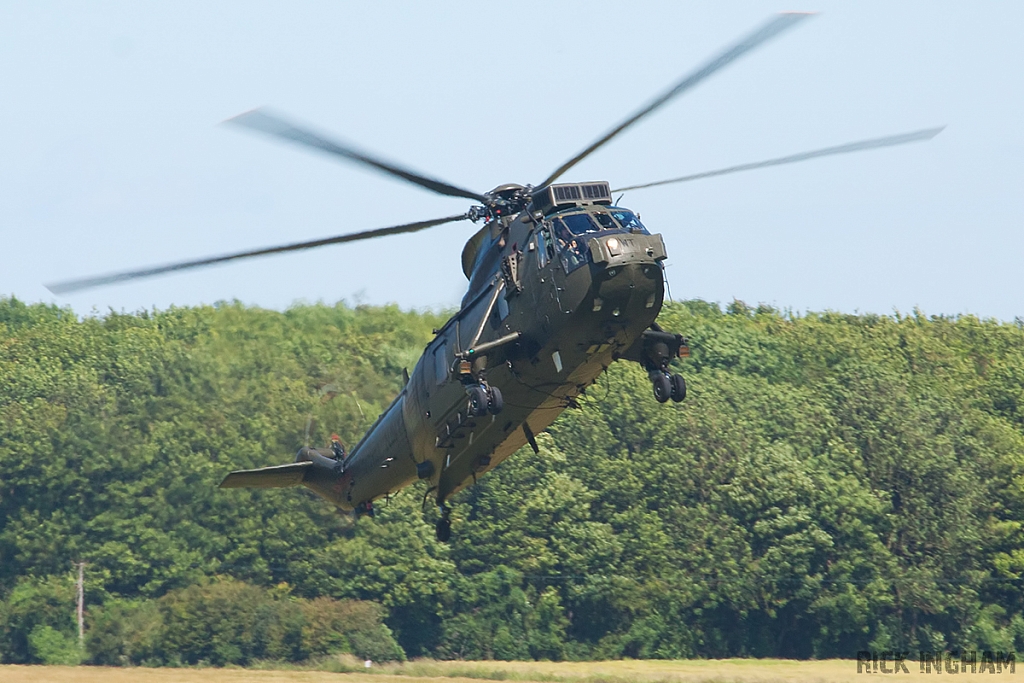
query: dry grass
0 657 1016 683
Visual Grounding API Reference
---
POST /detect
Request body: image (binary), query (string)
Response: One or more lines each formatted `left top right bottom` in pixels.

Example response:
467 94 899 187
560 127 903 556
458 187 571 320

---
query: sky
2 2 1022 320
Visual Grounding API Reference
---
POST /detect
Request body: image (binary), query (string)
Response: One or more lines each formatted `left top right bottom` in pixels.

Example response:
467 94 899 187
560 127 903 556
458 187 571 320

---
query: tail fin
219 461 312 489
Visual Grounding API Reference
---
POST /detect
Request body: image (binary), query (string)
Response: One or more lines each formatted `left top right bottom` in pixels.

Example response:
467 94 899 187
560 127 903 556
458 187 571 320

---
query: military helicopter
48 13 941 542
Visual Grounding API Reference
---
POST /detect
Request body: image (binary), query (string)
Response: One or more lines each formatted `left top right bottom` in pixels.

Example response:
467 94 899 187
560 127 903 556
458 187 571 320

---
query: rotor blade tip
777 11 819 26
45 281 80 296
911 126 946 142
221 107 268 126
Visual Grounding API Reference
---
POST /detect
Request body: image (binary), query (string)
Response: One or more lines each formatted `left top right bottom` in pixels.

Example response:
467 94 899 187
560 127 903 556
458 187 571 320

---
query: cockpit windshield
549 217 587 272
552 209 648 235
560 213 600 236
593 213 617 230
609 209 647 233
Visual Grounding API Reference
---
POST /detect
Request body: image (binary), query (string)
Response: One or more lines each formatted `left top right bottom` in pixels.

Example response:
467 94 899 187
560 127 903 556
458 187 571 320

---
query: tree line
1 296 1022 663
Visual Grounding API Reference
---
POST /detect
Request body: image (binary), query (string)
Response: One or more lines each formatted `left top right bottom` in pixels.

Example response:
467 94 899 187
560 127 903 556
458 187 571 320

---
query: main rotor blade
538 12 813 189
612 127 945 193
46 213 470 295
226 109 488 203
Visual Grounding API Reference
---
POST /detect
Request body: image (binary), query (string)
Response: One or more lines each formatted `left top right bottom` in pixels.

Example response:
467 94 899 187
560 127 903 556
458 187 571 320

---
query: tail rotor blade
538 12 814 188
613 127 945 193
46 213 470 295
226 109 488 203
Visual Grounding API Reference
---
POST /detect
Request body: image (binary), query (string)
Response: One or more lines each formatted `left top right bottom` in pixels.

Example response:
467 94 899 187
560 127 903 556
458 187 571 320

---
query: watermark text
856 651 1016 674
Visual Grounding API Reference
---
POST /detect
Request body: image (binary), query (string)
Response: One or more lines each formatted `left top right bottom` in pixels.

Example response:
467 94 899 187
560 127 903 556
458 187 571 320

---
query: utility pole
76 562 85 648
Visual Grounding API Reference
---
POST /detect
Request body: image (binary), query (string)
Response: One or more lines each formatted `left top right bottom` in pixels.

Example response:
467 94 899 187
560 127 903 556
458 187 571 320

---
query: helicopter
47 13 942 542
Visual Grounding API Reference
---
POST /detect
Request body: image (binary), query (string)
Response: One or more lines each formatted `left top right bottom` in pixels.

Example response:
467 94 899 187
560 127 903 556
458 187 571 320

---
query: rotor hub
470 183 533 223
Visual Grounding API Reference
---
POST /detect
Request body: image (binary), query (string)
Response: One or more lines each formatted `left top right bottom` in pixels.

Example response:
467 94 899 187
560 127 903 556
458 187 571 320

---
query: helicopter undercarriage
459 349 510 420
621 324 689 404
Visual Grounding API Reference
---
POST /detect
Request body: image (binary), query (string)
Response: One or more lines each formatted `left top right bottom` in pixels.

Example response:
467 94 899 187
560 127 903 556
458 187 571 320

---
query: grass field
0 657 1017 683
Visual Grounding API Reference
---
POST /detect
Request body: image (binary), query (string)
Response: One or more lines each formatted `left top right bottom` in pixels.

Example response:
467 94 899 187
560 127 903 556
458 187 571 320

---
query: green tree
2 296 1024 661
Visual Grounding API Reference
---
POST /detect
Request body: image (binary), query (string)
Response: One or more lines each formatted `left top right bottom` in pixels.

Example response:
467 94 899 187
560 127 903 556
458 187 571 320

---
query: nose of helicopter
588 232 668 268
586 232 668 317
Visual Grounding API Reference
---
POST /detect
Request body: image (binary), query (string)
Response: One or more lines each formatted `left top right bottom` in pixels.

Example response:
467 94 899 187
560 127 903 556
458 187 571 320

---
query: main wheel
435 517 452 543
467 385 489 417
487 385 504 414
670 374 687 403
652 373 672 403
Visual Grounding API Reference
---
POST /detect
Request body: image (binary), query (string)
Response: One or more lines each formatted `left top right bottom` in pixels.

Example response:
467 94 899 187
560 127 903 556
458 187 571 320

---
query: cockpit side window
610 209 647 233
551 217 571 246
551 218 587 273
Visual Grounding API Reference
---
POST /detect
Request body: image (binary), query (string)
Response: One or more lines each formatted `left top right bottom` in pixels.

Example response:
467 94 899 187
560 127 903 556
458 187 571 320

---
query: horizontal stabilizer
219 461 312 489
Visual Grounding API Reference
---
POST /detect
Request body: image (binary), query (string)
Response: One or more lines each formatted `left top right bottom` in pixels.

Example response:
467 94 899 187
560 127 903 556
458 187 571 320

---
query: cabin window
434 342 448 385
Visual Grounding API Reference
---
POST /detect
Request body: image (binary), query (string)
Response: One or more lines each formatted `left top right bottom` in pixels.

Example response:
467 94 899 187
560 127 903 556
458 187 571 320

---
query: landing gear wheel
467 385 489 418
652 373 672 403
487 385 504 415
670 374 686 403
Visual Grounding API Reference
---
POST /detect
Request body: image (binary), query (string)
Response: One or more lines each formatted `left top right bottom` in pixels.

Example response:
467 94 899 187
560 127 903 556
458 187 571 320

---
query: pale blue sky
2 2 1022 319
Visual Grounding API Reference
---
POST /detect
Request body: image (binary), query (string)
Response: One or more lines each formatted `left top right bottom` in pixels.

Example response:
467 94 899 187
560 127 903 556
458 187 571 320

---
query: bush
156 579 304 665
347 622 406 663
85 599 161 665
0 575 79 664
302 596 404 661
28 625 82 665
79 578 404 666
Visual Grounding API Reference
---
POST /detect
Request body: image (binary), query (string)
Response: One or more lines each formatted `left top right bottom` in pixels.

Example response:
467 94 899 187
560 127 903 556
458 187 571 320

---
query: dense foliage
0 574 401 665
1 296 1023 663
